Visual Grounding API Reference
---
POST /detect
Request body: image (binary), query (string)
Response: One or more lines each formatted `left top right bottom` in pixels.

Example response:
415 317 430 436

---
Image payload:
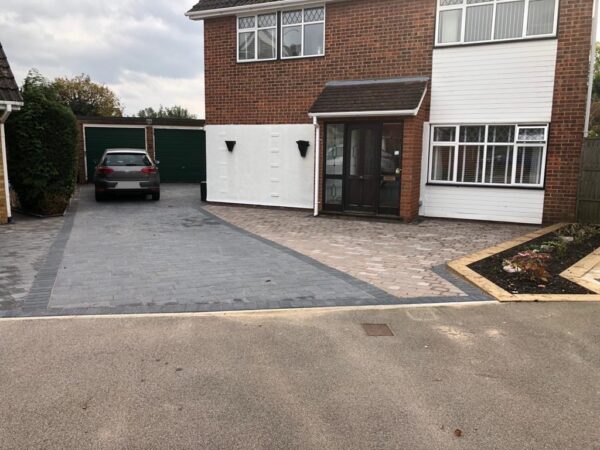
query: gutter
0 104 14 222
313 116 320 217
186 0 347 20
585 0 599 137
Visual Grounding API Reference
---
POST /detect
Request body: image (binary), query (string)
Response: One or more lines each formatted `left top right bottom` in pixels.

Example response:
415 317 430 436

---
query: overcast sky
1 2 599 118
0 0 205 117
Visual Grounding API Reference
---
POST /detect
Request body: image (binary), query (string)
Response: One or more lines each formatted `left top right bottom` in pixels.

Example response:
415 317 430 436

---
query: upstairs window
429 124 548 187
282 7 325 58
238 13 277 62
437 0 558 45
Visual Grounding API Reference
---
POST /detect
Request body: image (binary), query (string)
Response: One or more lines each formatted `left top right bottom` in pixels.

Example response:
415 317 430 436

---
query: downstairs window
429 124 548 188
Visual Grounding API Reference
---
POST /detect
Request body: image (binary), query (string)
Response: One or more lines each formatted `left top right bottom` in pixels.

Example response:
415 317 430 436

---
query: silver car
94 149 160 201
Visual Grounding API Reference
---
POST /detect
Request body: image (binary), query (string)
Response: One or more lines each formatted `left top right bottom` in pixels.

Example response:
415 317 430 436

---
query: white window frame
428 123 549 188
237 12 278 63
435 0 560 46
281 6 326 60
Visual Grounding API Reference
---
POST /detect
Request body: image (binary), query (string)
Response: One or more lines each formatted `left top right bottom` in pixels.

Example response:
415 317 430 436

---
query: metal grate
362 324 394 337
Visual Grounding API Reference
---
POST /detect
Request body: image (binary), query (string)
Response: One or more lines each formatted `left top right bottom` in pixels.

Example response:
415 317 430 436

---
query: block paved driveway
0 185 534 318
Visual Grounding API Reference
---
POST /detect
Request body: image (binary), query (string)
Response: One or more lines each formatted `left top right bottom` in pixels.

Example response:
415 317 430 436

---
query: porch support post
0 104 13 223
313 116 320 217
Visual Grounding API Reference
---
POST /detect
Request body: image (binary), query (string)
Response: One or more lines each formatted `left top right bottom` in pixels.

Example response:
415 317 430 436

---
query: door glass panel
364 128 379 176
325 179 342 204
349 129 362 176
325 124 344 175
380 123 402 210
381 124 402 176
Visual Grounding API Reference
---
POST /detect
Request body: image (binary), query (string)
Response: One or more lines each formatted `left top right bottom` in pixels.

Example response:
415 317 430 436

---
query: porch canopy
308 76 428 119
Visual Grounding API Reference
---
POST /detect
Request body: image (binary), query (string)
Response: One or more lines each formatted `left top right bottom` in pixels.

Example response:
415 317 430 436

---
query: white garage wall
206 125 315 209
419 123 545 224
431 39 558 123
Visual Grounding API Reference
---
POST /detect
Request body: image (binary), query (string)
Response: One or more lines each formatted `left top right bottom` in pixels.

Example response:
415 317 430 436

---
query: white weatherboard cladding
418 123 545 224
206 125 314 208
431 39 558 123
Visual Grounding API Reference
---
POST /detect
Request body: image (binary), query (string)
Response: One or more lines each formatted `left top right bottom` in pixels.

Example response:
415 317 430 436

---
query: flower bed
469 224 600 295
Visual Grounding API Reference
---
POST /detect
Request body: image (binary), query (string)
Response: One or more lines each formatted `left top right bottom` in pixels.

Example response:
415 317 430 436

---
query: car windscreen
103 153 151 167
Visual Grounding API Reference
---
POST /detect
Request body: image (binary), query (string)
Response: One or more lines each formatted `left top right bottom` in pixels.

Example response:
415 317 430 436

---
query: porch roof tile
309 77 428 117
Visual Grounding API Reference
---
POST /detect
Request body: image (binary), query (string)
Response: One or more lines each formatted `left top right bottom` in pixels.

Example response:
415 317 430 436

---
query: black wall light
225 141 236 152
297 140 310 158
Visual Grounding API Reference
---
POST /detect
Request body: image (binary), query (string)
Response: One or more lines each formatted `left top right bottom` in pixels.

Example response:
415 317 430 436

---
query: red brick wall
545 0 595 222
401 95 430 221
204 0 436 125
76 122 86 184
146 126 155 160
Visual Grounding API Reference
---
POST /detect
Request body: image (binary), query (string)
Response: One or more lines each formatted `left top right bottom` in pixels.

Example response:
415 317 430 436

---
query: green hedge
6 74 78 216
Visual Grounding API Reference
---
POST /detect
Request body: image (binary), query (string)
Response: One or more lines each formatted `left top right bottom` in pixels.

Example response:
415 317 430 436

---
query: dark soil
469 228 600 294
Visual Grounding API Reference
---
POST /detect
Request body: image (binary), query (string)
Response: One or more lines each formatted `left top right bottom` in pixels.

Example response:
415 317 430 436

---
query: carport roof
309 77 429 118
0 43 23 106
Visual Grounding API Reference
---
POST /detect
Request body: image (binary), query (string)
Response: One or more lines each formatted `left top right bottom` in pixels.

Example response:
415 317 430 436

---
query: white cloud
108 71 205 117
0 0 205 117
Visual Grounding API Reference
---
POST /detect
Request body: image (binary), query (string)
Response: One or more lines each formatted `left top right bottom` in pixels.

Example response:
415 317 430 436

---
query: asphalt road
1 302 599 449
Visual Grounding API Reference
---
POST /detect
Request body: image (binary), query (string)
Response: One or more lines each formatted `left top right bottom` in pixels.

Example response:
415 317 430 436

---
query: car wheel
95 191 105 202
152 192 160 201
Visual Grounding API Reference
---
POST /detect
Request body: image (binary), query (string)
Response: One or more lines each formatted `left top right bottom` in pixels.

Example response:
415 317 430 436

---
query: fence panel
578 139 600 223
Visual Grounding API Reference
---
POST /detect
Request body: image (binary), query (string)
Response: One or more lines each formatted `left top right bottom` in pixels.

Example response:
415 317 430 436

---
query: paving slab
204 204 537 299
0 185 528 317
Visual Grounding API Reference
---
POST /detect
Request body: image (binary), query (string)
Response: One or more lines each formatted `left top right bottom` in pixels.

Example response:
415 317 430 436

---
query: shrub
5 70 78 215
503 250 552 283
559 224 600 243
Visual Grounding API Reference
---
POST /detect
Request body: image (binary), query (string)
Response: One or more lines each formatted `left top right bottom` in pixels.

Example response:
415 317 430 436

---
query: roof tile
309 77 429 115
189 0 279 13
0 43 23 104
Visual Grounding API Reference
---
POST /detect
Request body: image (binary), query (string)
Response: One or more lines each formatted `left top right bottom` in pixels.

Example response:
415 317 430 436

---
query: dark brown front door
345 124 381 213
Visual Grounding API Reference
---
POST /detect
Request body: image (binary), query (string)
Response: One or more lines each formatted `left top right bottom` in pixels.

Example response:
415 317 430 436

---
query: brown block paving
203 205 537 299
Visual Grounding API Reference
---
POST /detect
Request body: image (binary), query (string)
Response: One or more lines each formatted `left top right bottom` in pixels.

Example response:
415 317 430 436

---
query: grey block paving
47 185 394 312
0 212 64 311
1 185 489 318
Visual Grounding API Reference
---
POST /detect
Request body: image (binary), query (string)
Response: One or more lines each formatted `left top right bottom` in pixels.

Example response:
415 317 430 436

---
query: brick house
187 0 597 224
0 43 24 225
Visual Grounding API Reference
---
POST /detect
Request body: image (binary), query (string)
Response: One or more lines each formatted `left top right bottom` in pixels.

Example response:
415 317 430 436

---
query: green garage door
85 127 146 182
154 129 206 183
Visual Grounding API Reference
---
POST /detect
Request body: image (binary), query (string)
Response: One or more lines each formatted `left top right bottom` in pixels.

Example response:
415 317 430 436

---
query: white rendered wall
419 123 545 224
206 125 315 209
430 39 558 123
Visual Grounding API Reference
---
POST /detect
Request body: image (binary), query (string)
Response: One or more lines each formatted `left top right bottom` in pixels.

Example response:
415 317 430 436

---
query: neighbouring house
187 0 597 224
0 43 24 224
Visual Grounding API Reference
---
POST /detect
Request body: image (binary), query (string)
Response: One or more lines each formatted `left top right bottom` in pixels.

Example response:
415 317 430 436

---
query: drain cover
362 324 394 337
